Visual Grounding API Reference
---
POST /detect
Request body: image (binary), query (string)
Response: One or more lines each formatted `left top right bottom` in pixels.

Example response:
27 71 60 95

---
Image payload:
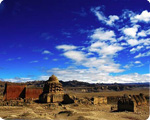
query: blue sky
0 0 150 83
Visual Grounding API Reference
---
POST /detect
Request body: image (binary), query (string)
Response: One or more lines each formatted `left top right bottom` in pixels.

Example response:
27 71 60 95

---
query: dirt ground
0 102 149 120
66 88 149 98
0 89 149 120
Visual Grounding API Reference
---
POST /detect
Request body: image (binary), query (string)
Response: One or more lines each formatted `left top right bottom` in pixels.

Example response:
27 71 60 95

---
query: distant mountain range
0 80 149 95
0 80 149 88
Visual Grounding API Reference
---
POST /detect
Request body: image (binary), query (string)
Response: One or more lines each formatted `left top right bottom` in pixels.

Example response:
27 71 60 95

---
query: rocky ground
0 89 149 120
0 102 149 120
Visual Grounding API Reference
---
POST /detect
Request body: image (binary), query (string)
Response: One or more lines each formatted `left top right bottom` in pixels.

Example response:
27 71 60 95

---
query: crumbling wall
3 83 43 101
118 99 136 112
25 88 43 99
39 93 64 103
3 83 26 101
62 94 74 104
117 93 147 112
131 94 147 105
107 96 121 104
91 96 107 105
52 94 64 103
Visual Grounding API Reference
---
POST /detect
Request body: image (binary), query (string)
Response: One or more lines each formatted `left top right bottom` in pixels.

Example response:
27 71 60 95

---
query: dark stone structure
117 93 147 112
62 94 74 104
3 83 43 101
39 75 64 103
117 94 136 112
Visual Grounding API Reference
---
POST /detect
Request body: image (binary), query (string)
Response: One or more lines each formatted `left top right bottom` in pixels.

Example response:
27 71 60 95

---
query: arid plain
0 79 149 120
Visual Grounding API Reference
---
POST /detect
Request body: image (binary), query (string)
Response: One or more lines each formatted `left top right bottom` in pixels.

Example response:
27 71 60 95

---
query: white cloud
106 15 119 25
3 72 149 83
2 77 34 83
45 68 149 83
38 75 49 80
131 10 150 23
100 44 123 56
123 62 134 69
121 10 135 20
130 46 143 53
56 45 77 51
134 51 150 58
135 61 141 64
91 7 119 26
123 25 139 38
127 39 139 46
137 30 147 37
0 0 3 4
93 10 106 21
90 28 116 42
42 50 51 54
30 60 39 63
139 38 150 46
63 50 86 62
148 0 150 3
89 41 123 58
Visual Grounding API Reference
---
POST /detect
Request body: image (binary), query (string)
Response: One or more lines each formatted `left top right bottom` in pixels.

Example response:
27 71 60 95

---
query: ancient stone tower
39 75 64 103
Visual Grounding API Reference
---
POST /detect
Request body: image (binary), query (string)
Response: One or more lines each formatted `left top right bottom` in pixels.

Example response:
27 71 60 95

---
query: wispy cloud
130 46 143 54
91 7 119 26
134 51 150 58
45 67 149 83
56 44 77 51
90 28 116 42
6 57 22 61
2 77 34 82
42 50 51 54
30 60 39 63
56 7 150 80
63 50 86 62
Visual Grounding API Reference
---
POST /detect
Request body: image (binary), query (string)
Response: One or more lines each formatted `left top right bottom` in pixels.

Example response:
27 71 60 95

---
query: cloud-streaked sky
0 0 150 83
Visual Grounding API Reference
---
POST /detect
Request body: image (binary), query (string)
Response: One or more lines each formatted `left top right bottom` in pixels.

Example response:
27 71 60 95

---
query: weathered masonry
3 83 43 101
39 75 64 103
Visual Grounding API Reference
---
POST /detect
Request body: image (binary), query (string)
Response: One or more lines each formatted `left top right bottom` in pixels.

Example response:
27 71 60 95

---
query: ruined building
91 96 107 105
117 93 147 112
117 94 136 112
39 75 64 103
3 83 43 101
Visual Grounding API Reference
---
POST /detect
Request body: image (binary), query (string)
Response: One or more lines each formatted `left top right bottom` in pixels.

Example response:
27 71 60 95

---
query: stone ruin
39 75 64 103
118 94 136 112
91 96 107 105
3 83 43 101
131 93 147 106
117 93 147 112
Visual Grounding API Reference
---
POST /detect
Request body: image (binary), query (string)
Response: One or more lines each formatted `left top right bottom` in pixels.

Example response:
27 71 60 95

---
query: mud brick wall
25 88 43 99
52 94 64 103
92 96 107 105
4 84 26 100
118 100 136 112
107 96 121 104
